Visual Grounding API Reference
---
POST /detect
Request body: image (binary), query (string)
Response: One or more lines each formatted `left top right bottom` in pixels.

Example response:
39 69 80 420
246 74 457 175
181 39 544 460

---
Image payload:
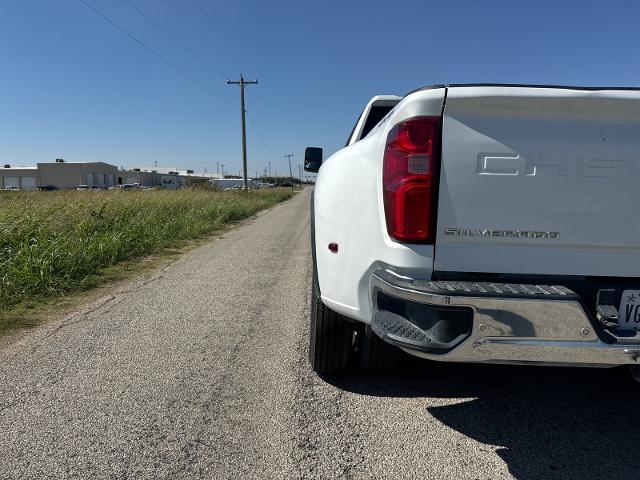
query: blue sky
1 0 639 176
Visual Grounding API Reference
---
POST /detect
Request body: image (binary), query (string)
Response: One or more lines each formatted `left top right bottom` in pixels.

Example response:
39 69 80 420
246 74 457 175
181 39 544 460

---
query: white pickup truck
305 84 640 380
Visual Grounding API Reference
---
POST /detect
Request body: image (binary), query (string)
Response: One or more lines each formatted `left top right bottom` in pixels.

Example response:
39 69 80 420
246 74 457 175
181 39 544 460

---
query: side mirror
304 147 323 173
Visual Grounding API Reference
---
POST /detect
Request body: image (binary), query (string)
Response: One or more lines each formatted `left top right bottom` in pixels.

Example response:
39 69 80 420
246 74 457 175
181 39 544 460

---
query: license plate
619 290 640 331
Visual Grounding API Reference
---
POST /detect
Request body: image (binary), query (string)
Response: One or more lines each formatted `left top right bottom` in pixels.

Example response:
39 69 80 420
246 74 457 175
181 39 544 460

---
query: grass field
0 188 292 318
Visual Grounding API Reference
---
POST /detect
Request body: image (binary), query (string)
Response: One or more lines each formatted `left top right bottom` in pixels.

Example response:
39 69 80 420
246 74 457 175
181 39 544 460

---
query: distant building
210 178 257 189
37 160 118 189
130 166 222 179
124 166 222 189
0 159 230 191
0 165 38 191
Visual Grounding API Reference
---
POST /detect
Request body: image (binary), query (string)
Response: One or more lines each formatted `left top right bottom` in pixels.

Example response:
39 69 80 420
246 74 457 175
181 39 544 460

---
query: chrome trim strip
370 270 640 366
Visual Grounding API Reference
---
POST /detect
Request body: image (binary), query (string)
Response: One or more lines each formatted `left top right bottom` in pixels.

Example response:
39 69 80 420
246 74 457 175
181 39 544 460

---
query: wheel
359 325 402 374
309 265 355 374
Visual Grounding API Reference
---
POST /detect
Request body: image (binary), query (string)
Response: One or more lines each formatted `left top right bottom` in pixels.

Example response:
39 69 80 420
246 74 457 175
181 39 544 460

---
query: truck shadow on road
326 360 640 480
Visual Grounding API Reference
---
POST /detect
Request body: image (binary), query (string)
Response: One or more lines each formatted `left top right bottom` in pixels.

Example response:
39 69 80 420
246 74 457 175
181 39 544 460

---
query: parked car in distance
37 185 59 191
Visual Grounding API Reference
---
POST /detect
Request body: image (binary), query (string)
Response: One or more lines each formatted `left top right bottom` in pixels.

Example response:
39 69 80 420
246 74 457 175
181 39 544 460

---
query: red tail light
383 116 441 243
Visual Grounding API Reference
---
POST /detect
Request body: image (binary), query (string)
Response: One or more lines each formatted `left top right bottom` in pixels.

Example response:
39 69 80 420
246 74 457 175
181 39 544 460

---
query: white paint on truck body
315 88 446 322
436 86 640 277
314 85 640 324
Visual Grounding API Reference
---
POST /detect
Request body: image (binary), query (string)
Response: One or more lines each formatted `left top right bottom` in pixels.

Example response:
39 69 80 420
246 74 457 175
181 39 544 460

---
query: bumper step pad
375 270 578 300
371 309 471 353
412 280 576 299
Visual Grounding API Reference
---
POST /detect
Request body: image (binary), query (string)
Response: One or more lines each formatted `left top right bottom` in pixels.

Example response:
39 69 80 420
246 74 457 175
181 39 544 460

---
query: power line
164 0 239 75
123 0 228 81
79 0 235 106
82 0 285 172
189 0 288 155
191 0 254 77
250 87 287 152
246 113 278 159
245 89 282 155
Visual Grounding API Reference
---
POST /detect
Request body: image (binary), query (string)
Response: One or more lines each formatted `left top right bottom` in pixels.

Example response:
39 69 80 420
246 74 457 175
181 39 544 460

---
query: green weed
0 188 292 311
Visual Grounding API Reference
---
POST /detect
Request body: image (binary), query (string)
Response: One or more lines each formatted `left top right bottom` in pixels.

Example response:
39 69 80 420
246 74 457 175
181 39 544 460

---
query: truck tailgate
435 85 640 277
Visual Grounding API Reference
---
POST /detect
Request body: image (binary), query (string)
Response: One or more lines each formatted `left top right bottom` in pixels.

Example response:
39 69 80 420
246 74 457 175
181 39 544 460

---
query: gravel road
1 187 640 480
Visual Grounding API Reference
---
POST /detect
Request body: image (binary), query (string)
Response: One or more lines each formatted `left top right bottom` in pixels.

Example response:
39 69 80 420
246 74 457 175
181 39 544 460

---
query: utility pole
284 154 294 191
227 74 258 192
268 162 271 179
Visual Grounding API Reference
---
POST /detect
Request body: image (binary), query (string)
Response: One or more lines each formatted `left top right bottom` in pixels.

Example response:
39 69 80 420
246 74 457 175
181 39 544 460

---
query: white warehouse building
0 160 231 191
0 165 38 191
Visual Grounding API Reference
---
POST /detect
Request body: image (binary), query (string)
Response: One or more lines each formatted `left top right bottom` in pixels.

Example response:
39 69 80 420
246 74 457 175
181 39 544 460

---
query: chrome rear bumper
370 270 640 367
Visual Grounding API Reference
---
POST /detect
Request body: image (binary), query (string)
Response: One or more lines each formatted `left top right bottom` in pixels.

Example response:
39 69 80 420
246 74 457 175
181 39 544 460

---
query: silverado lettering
444 228 559 239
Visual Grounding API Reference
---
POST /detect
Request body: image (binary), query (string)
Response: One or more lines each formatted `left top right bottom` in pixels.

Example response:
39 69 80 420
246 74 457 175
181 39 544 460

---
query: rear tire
360 325 402 373
309 267 355 375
